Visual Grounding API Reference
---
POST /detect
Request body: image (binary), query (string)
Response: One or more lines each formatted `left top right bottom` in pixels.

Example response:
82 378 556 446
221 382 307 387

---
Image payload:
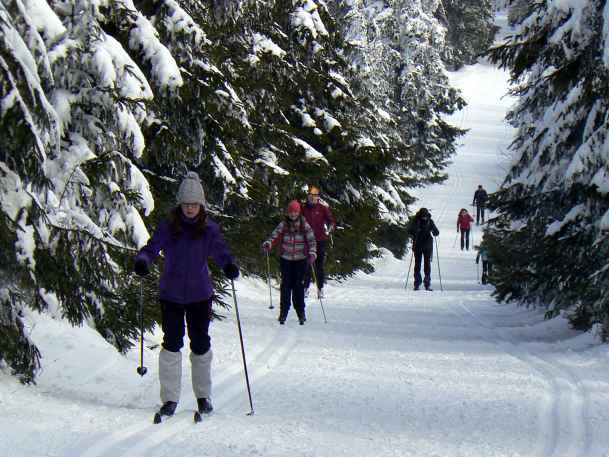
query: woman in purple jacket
134 172 239 419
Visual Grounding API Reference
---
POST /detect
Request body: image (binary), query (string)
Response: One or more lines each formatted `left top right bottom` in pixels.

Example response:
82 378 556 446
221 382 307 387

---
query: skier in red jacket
302 184 336 299
457 208 474 251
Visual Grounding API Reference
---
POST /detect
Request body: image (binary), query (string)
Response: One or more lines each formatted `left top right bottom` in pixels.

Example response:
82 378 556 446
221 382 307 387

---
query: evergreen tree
0 0 160 382
440 0 496 69
486 0 609 338
332 0 466 257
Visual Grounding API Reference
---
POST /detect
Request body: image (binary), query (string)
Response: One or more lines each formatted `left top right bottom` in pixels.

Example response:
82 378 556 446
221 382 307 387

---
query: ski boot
197 397 213 414
153 401 177 424
278 313 287 325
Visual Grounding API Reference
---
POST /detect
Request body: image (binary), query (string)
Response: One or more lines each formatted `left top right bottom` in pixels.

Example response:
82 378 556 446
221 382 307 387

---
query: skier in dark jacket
472 185 488 225
134 172 239 419
407 208 440 291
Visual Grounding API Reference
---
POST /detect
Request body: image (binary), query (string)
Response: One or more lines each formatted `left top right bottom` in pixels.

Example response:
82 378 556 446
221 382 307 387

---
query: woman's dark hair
169 205 207 237
417 208 430 218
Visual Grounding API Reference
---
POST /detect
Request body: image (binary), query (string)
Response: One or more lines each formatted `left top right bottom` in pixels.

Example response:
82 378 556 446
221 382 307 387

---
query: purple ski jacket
135 216 234 304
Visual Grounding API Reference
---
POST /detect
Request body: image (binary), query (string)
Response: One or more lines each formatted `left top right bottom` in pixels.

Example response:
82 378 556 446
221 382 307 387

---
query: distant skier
457 208 474 251
302 184 336 299
263 200 317 325
476 244 492 284
472 185 488 225
407 208 440 291
134 172 239 421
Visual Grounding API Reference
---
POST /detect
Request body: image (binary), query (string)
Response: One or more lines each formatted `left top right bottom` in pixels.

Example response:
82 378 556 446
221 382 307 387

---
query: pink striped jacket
266 217 317 261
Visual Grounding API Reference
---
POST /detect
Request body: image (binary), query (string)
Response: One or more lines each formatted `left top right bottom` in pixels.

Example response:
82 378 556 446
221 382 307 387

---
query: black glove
134 259 149 277
223 263 239 280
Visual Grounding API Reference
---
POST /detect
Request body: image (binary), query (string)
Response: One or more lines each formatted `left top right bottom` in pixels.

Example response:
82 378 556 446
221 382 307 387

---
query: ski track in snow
75 326 300 457
454 300 591 457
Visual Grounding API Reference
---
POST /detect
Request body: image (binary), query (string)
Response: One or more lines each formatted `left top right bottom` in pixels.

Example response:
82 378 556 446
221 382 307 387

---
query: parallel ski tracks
453 300 591 457
76 326 300 457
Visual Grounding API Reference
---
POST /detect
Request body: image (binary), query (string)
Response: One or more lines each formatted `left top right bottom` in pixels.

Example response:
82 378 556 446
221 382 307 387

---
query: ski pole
230 279 254 415
265 251 274 309
137 279 148 376
434 237 444 291
404 249 413 289
310 266 328 323
477 261 480 284
453 232 458 248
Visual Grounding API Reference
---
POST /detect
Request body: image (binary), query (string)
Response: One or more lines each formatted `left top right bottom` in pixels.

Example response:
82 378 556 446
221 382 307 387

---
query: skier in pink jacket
457 208 475 251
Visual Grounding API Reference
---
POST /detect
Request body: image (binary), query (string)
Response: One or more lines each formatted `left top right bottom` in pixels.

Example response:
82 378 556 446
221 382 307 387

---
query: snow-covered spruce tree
332 0 465 257
208 0 393 277
0 0 159 382
118 0 465 280
439 0 496 69
97 0 251 309
505 0 530 26
0 2 52 382
486 0 609 338
122 0 406 280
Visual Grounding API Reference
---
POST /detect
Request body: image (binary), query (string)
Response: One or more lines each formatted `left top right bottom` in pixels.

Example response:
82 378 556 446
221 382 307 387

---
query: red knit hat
287 200 301 213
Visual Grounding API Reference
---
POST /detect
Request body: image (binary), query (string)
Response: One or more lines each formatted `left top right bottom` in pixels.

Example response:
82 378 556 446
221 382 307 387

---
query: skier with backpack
133 172 240 422
457 208 474 251
472 185 488 225
407 208 440 291
262 200 317 325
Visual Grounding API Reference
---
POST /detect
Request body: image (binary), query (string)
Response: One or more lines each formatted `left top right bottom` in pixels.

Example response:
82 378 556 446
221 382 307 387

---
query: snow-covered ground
3 13 609 457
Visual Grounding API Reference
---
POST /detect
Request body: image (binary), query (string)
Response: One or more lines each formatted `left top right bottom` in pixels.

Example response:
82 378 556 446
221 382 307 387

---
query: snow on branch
248 33 286 65
162 0 209 47
119 1 183 91
256 148 290 175
290 0 328 39
291 137 328 164
545 204 586 237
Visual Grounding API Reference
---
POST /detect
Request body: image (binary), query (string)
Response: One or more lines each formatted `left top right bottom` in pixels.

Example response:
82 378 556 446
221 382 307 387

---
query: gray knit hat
177 171 206 205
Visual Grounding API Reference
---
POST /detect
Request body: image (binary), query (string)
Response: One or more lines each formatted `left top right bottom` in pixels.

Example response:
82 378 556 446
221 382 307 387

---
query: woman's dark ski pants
460 229 471 250
413 246 433 289
161 299 212 355
280 258 307 320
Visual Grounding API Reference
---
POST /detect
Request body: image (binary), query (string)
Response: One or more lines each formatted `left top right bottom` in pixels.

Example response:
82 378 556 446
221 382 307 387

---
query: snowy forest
2 0 608 388
486 0 609 340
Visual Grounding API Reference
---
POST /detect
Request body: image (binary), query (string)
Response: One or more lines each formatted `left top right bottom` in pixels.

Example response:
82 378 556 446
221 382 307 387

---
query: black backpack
414 218 433 243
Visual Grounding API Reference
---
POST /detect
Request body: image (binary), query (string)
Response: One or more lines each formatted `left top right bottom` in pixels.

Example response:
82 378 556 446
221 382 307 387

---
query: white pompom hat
177 171 206 206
